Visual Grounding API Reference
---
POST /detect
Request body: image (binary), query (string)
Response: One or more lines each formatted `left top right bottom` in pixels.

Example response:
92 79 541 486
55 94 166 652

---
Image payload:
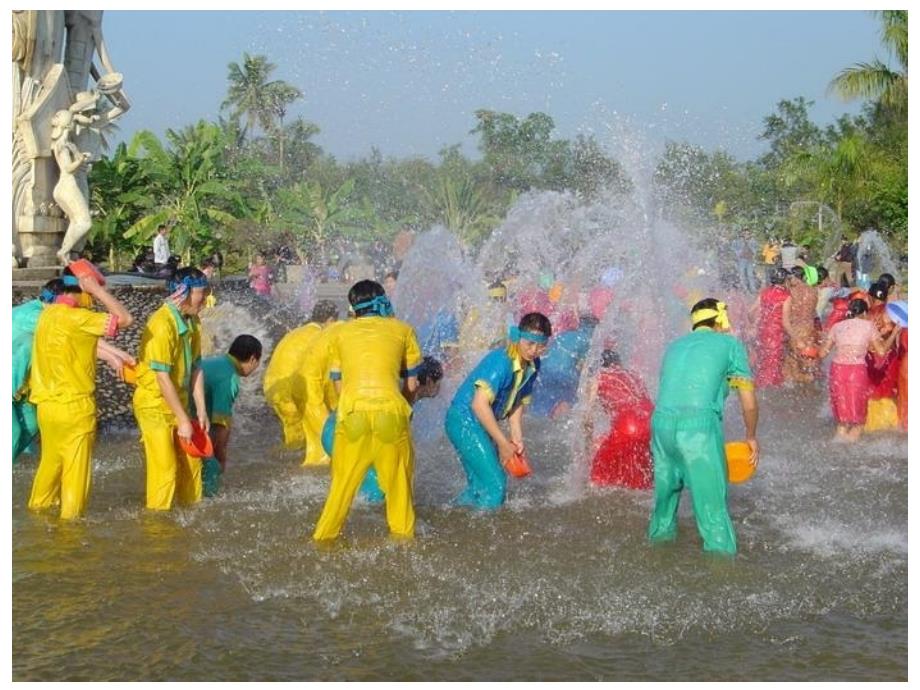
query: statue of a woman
50 109 93 263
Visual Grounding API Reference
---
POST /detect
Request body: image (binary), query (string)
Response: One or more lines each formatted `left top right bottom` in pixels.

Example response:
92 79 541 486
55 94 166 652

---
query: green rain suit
12 300 44 462
647 327 754 555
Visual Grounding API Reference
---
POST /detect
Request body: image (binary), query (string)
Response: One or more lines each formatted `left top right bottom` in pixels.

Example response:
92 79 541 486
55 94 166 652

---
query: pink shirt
827 318 878 365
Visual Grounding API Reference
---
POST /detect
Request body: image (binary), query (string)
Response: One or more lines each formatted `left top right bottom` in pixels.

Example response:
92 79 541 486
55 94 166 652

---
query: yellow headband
691 301 732 330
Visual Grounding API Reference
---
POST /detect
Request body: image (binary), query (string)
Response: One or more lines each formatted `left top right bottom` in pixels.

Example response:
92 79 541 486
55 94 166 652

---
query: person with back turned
647 298 759 556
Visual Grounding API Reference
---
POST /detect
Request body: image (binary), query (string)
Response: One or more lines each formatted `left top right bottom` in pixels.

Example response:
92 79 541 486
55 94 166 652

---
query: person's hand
509 431 525 456
78 273 103 295
498 439 517 466
197 410 210 434
176 416 193 442
747 438 759 468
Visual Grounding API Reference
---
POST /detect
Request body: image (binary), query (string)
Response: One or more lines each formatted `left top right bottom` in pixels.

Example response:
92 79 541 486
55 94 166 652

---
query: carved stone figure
50 110 93 262
12 10 129 268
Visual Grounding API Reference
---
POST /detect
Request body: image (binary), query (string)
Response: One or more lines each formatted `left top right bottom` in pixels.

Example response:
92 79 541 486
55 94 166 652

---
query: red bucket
68 258 106 286
177 421 213 458
502 451 532 478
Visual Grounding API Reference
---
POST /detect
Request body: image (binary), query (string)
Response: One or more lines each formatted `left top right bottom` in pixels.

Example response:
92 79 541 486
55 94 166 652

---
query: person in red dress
584 349 654 489
749 267 790 387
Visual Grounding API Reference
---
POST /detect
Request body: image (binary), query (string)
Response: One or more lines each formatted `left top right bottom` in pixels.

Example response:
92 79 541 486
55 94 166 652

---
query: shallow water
12 388 907 681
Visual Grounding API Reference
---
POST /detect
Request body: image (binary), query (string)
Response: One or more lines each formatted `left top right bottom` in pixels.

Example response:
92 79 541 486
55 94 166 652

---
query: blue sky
104 10 887 163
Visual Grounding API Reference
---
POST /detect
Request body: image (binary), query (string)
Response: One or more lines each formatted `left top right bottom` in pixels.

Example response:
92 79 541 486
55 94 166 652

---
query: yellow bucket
724 441 756 484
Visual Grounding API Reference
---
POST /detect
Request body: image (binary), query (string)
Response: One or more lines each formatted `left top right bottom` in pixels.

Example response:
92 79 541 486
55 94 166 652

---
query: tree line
87 11 907 272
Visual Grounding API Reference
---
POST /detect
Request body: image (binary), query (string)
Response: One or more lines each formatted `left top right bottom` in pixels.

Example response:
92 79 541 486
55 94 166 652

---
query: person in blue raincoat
529 314 598 417
445 312 552 510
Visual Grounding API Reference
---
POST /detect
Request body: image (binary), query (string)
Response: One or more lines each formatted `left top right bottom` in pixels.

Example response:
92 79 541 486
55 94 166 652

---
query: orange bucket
68 258 106 286
502 451 532 478
177 421 214 458
121 363 138 385
724 441 756 484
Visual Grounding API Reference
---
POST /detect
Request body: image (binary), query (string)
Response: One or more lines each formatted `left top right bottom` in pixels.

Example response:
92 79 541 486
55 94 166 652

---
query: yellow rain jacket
301 321 343 466
263 322 322 448
132 303 203 510
312 315 422 540
28 304 115 519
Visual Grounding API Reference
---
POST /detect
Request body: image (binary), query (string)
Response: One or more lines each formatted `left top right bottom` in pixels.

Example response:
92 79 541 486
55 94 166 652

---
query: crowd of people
12 226 907 557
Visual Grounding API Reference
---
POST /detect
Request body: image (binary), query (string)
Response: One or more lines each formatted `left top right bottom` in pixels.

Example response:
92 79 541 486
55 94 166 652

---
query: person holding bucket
194 335 262 497
445 312 552 510
132 267 210 510
647 298 758 556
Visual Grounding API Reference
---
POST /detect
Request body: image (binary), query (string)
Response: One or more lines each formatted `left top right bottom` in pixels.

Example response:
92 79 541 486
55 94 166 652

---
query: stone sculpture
12 10 130 268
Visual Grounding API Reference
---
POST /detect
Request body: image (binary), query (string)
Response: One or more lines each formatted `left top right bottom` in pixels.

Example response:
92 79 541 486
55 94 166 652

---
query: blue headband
508 326 549 344
61 275 80 287
351 295 394 318
168 275 210 294
40 288 57 303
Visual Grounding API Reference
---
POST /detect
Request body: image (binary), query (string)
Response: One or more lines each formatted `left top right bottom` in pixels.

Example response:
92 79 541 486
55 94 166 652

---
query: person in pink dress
748 267 790 387
248 252 273 297
818 298 900 442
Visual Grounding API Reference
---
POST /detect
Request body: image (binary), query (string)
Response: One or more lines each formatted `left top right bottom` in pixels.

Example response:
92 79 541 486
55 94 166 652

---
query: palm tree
829 10 907 114
222 53 302 146
266 83 304 171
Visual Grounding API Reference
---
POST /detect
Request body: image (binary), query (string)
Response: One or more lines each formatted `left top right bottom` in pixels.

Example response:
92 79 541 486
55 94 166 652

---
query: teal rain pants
647 411 737 555
444 404 506 510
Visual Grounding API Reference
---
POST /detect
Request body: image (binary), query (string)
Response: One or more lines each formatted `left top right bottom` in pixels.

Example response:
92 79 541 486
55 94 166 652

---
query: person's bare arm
737 387 759 466
80 275 133 329
190 366 209 432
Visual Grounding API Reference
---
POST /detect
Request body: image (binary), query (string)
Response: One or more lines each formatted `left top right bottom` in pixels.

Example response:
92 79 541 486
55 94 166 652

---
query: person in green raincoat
647 297 759 555
196 335 263 497
12 282 58 462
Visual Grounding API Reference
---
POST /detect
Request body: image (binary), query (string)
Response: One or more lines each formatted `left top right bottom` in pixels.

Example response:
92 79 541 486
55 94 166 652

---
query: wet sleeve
404 326 423 376
328 331 342 382
145 319 176 373
209 372 239 427
77 309 114 338
473 353 508 404
727 337 754 391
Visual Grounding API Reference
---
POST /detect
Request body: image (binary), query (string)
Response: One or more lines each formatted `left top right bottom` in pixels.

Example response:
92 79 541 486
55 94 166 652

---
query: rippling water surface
12 388 907 681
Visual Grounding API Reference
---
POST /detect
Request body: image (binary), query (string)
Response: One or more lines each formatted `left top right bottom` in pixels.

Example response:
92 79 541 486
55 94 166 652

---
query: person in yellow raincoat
262 300 340 451
132 267 211 511
28 268 134 519
301 306 344 466
312 280 422 541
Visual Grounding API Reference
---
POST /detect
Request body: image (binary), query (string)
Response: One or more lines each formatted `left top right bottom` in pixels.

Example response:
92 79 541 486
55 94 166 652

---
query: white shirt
153 233 170 264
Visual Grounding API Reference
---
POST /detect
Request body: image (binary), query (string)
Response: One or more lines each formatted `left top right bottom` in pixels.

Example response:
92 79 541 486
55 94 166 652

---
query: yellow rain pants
28 398 96 520
134 406 202 510
27 304 112 519
311 315 421 540
312 401 415 540
263 323 322 448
